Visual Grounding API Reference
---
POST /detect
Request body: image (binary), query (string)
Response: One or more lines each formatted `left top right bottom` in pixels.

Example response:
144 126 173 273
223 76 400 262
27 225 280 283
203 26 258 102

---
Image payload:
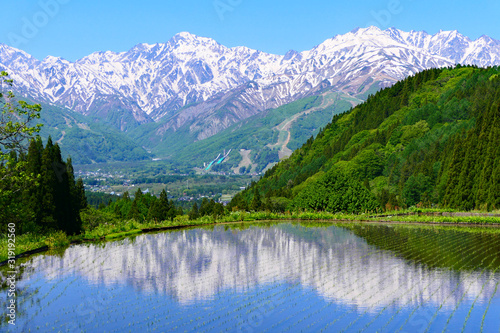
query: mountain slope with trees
35 102 151 164
142 91 357 173
230 66 500 212
3 28 500 169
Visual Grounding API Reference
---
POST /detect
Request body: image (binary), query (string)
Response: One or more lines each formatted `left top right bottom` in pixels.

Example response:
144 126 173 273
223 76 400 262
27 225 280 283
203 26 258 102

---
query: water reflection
22 223 500 310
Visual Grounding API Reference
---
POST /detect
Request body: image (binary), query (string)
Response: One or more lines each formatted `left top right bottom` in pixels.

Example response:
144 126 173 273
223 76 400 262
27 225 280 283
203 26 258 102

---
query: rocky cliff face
1 27 499 138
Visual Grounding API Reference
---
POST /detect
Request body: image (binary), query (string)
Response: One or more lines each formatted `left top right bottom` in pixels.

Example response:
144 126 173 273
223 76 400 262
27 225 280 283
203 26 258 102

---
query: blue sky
1 0 499 61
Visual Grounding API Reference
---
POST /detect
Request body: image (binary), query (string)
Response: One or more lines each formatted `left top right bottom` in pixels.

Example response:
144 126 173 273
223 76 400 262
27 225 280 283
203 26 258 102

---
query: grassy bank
2 208 500 263
0 231 71 264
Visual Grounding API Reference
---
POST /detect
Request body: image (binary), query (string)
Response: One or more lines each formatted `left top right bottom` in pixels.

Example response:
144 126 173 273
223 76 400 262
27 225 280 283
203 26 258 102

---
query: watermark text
213 0 243 21
8 0 71 48
6 222 17 326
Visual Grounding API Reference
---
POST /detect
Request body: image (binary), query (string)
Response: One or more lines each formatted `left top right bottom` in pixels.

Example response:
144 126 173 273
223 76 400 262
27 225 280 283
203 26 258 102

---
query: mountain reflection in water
23 223 500 310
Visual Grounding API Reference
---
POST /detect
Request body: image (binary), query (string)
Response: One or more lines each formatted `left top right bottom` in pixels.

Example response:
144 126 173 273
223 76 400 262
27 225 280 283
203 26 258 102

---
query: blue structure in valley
204 150 232 171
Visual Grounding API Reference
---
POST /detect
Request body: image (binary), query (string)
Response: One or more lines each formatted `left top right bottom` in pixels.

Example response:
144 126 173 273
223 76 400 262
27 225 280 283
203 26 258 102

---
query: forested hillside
230 66 500 212
1 137 86 234
129 91 356 172
35 103 150 164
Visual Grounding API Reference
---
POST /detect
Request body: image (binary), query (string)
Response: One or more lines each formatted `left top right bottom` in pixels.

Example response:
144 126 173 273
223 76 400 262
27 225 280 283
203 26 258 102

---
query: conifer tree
199 197 210 216
63 158 82 234
127 200 140 221
113 203 122 218
443 134 466 207
147 200 162 222
488 159 500 210
51 144 71 232
75 178 88 209
25 137 44 226
135 188 143 201
39 137 58 229
251 190 262 211
159 189 172 221
189 202 199 220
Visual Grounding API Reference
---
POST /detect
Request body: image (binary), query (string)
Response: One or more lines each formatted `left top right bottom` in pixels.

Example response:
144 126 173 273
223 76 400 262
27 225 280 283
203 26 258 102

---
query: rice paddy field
1 222 500 332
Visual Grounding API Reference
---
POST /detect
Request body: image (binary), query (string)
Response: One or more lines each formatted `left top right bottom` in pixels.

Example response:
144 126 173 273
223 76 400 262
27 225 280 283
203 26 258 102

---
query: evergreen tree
75 178 88 209
199 197 210 216
62 157 82 234
443 135 466 207
134 188 143 201
189 202 199 220
127 200 140 221
212 202 223 217
158 189 173 221
251 190 262 211
147 200 162 222
39 137 58 229
25 137 44 227
488 161 500 210
113 203 122 218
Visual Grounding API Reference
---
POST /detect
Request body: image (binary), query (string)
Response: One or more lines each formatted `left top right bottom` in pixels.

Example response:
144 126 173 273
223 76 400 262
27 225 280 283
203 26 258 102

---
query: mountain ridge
2 27 500 167
1 27 499 132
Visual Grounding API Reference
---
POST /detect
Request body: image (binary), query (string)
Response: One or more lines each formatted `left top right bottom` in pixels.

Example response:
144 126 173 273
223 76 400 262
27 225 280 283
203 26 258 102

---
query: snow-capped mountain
1 27 499 137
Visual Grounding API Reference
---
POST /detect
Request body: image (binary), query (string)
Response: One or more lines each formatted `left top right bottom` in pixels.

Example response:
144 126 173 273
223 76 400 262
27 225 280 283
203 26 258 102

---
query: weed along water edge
1 222 499 332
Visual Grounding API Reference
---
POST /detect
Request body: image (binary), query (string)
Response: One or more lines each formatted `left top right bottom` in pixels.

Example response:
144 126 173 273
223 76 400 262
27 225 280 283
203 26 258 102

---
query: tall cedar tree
14 136 85 234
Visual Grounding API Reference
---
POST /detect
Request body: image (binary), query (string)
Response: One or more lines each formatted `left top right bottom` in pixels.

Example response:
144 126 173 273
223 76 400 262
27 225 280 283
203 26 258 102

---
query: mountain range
1 27 499 168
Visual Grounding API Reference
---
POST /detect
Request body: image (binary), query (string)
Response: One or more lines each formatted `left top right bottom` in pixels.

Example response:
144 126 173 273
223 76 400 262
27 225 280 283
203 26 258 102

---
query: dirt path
232 149 255 174
269 93 337 160
57 130 66 144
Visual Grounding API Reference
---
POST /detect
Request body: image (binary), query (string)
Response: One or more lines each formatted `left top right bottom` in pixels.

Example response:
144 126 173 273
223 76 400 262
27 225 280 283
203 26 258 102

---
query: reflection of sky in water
2 223 499 332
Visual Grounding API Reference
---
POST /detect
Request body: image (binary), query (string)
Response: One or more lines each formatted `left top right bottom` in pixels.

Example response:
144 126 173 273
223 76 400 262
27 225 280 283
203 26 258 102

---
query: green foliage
0 135 85 236
33 101 150 164
232 66 500 212
402 174 433 207
80 207 119 232
399 120 430 145
263 196 291 213
189 197 225 220
0 71 42 155
188 202 199 220
85 192 116 209
250 190 262 211
292 169 380 213
101 188 185 224
145 93 352 171
0 72 43 231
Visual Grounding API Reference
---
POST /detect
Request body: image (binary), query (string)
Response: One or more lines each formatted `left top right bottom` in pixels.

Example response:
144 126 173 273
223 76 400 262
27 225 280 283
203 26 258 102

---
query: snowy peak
168 31 207 45
42 55 71 65
350 26 383 35
166 32 225 54
0 43 38 67
0 27 499 136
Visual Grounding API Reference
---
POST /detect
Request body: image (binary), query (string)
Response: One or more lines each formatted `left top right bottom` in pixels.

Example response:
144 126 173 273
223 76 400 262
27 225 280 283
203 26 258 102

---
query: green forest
28 100 151 165
230 66 500 213
2 66 500 249
0 136 86 235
